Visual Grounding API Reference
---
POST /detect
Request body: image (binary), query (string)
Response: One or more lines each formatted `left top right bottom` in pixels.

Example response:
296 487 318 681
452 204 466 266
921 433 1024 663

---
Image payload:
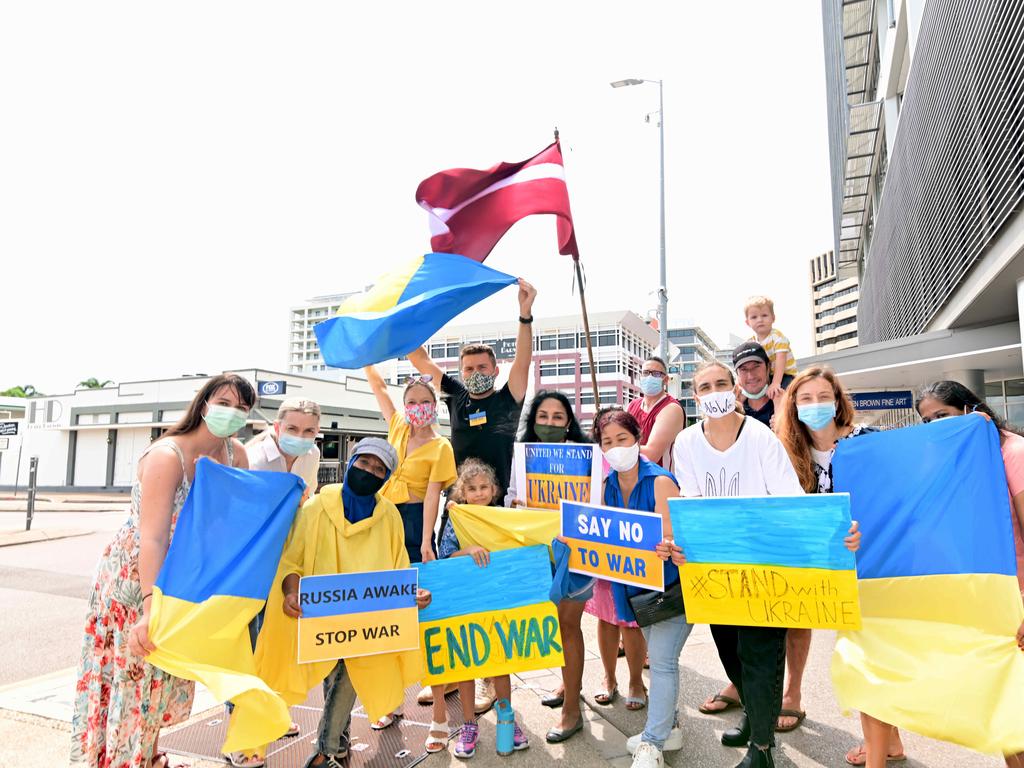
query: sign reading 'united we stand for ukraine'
297 569 420 663
561 500 664 590
513 443 603 510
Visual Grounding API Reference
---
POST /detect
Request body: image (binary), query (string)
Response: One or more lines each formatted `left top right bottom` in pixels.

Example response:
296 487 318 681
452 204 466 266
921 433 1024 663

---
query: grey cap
351 436 398 474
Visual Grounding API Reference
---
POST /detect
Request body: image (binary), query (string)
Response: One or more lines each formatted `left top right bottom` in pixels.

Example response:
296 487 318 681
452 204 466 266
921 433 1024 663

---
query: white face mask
699 390 737 419
604 443 640 473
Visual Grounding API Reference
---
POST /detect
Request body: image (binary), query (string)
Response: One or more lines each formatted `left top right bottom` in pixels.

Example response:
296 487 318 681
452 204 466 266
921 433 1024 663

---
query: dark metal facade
858 0 1024 342
822 0 849 263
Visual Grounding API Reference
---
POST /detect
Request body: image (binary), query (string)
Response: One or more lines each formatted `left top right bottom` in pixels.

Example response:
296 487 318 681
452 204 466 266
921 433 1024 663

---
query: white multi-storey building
288 293 357 378
810 250 859 354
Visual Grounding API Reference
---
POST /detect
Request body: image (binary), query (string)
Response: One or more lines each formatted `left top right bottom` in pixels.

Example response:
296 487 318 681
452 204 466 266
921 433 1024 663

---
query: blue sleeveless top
605 456 679 623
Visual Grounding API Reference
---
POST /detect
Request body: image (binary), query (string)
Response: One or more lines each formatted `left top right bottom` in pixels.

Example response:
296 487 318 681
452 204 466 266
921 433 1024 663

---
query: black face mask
346 466 386 496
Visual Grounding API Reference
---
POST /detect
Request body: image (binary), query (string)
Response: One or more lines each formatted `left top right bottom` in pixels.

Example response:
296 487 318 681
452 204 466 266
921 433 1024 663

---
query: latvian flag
415 141 579 262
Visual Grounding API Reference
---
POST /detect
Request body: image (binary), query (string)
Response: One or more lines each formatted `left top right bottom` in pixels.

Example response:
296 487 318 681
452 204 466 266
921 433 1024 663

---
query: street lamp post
611 78 669 365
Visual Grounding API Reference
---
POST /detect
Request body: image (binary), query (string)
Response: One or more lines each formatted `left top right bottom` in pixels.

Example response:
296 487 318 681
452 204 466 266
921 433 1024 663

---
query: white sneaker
627 728 683 754
473 677 497 714
631 741 664 768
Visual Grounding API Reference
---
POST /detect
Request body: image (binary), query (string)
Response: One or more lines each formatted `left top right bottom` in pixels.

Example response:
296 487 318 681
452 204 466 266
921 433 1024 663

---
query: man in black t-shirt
407 278 537 502
733 341 778 429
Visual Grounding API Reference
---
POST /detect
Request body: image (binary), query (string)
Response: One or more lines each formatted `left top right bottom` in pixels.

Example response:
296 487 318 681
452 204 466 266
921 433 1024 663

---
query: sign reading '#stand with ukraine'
416 545 563 686
513 443 602 510
669 495 860 630
561 501 664 590
297 569 420 663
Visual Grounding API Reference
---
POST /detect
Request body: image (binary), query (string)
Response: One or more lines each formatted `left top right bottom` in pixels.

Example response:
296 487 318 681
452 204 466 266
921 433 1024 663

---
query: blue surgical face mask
797 402 837 431
639 375 664 396
278 433 315 457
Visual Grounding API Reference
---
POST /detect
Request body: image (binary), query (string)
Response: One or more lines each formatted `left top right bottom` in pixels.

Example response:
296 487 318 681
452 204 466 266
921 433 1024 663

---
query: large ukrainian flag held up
831 415 1024 755
314 252 518 369
147 459 304 754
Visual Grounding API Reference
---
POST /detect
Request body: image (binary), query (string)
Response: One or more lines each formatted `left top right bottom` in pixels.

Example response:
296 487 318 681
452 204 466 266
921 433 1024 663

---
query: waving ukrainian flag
314 252 518 369
147 459 304 754
832 415 1024 755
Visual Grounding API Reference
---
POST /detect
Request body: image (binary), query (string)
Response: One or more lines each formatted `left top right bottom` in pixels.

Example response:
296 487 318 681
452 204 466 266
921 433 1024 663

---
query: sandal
371 711 401 730
285 720 301 737
625 688 647 711
425 721 450 753
844 744 907 765
593 686 618 705
224 751 266 767
775 708 806 732
698 692 741 715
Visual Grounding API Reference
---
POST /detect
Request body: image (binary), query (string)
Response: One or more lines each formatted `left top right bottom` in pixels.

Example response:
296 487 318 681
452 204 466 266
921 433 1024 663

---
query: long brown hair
776 366 856 492
163 374 256 438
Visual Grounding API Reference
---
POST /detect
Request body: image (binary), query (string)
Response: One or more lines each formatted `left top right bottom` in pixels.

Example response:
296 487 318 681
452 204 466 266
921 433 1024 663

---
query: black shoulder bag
628 579 685 628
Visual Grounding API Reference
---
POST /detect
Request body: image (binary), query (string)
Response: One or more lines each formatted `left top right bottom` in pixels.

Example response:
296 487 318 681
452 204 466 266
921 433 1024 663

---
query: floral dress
70 439 227 767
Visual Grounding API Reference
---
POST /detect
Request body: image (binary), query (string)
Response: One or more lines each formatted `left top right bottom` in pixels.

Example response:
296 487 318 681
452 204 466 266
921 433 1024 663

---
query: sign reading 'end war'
297 569 419 663
513 443 602 510
416 545 564 686
561 501 664 590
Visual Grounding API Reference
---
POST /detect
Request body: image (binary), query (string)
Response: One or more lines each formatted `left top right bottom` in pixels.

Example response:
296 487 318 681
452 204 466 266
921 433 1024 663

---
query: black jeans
397 501 437 563
710 624 787 748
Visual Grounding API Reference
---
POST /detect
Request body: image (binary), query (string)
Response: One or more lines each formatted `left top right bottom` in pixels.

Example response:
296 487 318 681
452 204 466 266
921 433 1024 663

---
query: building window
558 333 576 349
538 335 556 351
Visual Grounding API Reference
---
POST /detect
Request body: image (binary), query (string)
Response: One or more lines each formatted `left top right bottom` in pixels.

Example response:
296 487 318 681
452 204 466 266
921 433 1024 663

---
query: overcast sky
0 2 835 394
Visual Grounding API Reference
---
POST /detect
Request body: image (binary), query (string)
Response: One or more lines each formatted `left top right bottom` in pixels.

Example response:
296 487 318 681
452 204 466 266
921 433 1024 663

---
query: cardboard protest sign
512 443 603 510
669 494 860 630
560 501 664 590
297 569 419 663
416 545 563 685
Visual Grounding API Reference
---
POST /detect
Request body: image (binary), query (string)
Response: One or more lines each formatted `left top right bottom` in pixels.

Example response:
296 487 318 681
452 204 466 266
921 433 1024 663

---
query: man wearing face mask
628 356 686 469
407 278 537 505
252 437 432 768
732 342 779 430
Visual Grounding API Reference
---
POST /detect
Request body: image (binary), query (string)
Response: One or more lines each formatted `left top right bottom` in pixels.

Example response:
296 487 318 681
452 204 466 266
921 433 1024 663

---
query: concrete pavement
0 520 1008 767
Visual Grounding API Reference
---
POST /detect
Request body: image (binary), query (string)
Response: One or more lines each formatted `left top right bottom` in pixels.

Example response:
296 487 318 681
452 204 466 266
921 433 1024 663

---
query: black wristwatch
519 314 533 324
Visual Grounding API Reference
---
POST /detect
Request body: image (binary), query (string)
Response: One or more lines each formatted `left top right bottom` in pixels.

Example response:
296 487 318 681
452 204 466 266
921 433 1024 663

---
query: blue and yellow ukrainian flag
832 415 1024 755
147 458 304 754
670 494 861 630
314 252 518 369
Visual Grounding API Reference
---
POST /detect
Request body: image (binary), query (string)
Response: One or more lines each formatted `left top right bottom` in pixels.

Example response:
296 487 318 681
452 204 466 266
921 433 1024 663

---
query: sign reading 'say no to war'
561 501 664 590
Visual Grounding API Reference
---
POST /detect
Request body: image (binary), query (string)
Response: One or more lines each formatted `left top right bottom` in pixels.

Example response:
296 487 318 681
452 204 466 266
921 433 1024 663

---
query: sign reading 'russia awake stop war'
297 569 420 663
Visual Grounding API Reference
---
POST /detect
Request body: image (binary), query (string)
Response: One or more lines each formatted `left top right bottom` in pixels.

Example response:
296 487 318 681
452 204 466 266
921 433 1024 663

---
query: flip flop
844 744 908 765
775 708 807 732
698 693 741 715
593 687 618 705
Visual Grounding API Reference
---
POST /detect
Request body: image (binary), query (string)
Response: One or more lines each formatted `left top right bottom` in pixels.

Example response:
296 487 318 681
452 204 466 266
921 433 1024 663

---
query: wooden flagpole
555 128 601 411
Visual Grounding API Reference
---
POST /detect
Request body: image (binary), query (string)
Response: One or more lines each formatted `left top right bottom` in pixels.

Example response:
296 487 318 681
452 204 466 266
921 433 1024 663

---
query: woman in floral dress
70 374 255 768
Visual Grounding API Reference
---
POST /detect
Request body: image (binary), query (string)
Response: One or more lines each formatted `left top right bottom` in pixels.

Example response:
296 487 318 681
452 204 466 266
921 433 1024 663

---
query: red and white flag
415 141 579 262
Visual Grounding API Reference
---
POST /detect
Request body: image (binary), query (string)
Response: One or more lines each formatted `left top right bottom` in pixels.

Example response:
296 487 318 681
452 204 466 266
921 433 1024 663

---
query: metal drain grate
160 686 467 767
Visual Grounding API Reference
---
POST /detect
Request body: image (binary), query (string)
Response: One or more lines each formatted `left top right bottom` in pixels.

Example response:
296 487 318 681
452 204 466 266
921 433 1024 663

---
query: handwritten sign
561 501 664 590
669 494 860 630
416 545 563 685
513 443 603 510
297 569 419 663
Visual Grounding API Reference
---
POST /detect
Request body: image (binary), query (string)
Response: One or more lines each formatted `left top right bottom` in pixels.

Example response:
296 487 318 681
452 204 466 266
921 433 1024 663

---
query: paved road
0 520 1006 768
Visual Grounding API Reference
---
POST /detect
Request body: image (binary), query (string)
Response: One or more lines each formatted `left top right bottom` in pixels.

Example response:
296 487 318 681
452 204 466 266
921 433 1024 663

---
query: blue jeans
314 660 357 757
640 612 693 749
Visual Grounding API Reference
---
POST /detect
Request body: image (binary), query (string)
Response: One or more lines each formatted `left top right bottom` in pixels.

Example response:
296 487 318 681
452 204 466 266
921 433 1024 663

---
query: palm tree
1 385 42 397
77 378 114 389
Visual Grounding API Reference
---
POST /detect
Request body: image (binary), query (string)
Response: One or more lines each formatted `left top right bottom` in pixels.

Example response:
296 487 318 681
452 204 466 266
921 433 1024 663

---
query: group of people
69 283 1024 768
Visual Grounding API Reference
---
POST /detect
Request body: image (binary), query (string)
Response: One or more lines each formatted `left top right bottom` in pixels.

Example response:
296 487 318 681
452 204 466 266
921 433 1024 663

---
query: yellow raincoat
254 484 423 722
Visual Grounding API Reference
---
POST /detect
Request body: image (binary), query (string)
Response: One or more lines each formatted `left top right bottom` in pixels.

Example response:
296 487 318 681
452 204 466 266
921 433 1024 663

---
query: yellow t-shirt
751 327 798 378
381 411 457 504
